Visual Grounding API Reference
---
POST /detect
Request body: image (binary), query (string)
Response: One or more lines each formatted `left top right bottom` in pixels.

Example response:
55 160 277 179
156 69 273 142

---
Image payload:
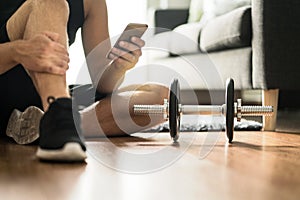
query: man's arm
81 0 145 94
0 32 69 75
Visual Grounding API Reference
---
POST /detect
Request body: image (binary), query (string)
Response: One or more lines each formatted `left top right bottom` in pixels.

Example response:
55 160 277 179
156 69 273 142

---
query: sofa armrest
252 0 300 90
154 9 189 34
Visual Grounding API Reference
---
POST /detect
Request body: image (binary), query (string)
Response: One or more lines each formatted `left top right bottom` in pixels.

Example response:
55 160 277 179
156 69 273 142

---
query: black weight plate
225 78 234 143
169 79 181 142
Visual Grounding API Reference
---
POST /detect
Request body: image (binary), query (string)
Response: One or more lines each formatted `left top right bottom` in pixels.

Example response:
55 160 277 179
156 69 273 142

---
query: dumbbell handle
181 105 225 115
133 104 225 115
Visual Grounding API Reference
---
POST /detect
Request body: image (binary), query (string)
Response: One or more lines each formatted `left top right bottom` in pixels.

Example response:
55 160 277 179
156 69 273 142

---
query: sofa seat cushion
200 6 251 52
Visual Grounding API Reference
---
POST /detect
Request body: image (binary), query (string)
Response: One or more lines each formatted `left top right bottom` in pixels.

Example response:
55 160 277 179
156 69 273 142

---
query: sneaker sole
36 142 87 162
6 106 44 145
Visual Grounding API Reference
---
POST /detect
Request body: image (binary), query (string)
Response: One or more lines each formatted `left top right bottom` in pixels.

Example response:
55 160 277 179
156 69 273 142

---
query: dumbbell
133 78 273 143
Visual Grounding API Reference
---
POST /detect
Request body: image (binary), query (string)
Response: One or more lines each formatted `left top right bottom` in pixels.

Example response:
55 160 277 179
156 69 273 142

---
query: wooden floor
1 130 300 200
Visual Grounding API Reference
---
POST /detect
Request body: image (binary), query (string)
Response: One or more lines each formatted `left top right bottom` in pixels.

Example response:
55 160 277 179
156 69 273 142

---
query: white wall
107 0 148 37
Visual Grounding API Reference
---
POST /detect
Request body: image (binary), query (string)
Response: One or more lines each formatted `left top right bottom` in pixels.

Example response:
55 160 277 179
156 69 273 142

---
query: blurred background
67 0 191 85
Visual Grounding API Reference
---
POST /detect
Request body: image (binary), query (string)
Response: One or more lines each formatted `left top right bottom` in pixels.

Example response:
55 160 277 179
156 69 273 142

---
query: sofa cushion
169 22 204 55
149 22 204 56
200 6 251 52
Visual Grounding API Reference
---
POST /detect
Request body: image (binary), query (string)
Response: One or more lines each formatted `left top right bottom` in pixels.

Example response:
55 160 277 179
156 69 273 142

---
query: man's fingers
112 57 128 69
50 53 70 70
53 43 68 55
57 52 70 64
58 60 69 70
131 36 145 47
110 47 137 63
41 31 70 61
45 65 67 75
118 41 140 52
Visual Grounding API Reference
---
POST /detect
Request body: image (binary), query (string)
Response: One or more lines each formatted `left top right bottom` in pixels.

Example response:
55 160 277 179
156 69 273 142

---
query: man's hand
15 31 69 75
107 36 145 71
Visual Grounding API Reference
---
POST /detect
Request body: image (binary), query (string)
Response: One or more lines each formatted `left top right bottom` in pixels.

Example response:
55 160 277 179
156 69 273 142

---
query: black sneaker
36 97 87 162
6 106 44 144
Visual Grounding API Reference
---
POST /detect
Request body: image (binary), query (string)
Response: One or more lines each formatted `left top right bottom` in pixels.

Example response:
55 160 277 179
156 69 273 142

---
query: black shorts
0 23 107 134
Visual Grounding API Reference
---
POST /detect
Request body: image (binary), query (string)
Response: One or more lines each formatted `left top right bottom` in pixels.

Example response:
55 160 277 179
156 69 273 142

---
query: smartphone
106 23 148 59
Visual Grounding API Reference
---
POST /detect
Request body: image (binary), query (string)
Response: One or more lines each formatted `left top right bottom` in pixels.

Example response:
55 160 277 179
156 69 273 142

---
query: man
0 0 168 161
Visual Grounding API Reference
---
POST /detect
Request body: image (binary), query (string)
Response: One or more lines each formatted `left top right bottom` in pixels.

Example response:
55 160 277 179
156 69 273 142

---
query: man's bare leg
6 0 70 110
6 0 86 161
81 83 169 137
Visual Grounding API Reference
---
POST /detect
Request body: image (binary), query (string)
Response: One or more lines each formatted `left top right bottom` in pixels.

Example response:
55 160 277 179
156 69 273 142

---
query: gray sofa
146 0 300 130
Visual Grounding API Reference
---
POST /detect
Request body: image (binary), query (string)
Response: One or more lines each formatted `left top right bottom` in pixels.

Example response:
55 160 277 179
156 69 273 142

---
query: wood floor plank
0 131 300 200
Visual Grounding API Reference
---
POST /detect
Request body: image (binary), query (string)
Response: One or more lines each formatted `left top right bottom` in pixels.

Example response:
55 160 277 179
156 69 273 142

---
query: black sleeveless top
0 0 84 45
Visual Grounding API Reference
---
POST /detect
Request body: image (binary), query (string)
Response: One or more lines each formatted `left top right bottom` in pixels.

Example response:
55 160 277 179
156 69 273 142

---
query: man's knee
154 84 169 103
143 84 169 104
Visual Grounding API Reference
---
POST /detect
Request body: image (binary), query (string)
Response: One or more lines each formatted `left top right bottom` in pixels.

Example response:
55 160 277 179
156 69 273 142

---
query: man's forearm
94 62 126 94
0 41 21 74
